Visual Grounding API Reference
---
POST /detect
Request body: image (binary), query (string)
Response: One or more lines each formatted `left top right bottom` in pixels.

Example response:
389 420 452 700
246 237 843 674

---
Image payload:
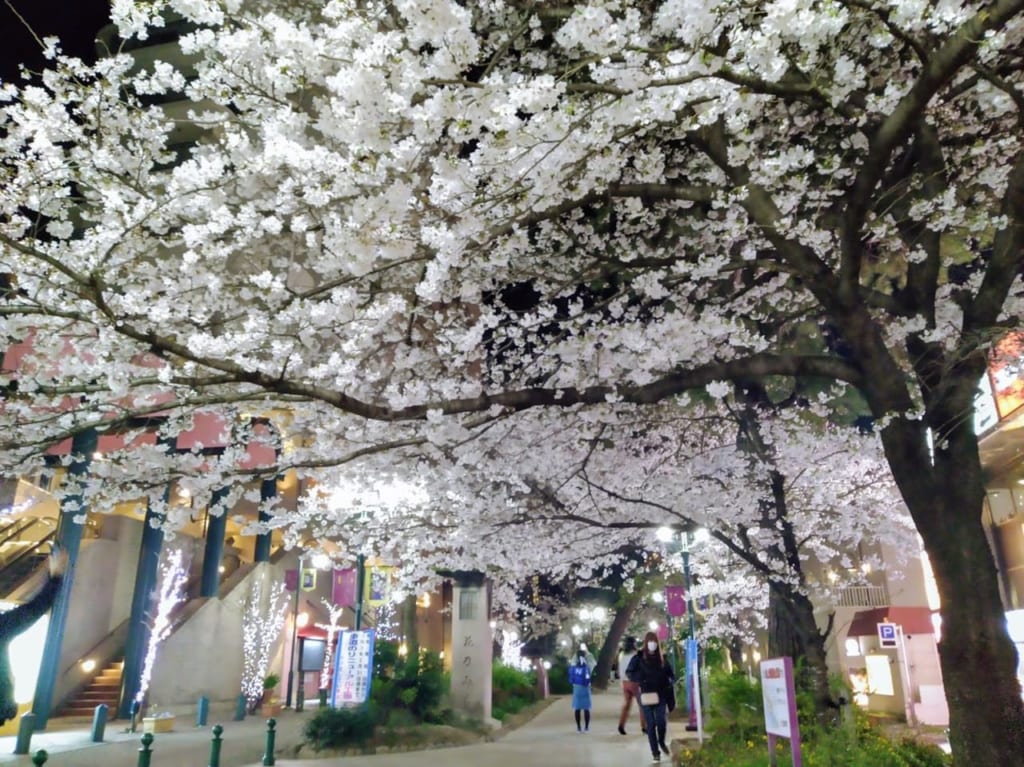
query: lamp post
285 554 304 708
657 526 707 732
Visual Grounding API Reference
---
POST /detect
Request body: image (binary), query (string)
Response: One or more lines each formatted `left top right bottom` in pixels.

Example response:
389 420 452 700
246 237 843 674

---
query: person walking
0 545 67 724
627 631 675 762
569 647 593 732
617 636 645 735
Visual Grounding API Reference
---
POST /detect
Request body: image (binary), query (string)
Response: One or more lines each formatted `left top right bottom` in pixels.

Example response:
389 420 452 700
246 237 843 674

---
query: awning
847 606 935 638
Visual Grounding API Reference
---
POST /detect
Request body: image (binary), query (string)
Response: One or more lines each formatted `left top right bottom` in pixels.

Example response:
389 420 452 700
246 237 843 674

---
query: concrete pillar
118 489 168 719
253 477 274 563
448 571 492 722
199 487 230 597
31 428 96 729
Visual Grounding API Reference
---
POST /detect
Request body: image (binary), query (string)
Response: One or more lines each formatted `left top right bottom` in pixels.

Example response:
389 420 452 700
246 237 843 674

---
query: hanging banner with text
330 629 376 707
760 656 803 767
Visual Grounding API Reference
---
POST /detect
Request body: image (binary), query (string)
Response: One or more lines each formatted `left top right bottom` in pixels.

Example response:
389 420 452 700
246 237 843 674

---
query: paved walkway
256 691 693 767
0 691 695 766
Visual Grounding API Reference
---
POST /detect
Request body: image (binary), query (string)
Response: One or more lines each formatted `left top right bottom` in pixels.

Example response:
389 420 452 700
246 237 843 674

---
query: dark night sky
0 1 113 83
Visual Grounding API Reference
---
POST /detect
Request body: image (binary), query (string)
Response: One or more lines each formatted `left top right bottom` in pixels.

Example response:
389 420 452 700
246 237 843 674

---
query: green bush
547 658 572 694
303 703 378 751
369 642 447 723
492 663 538 720
705 670 763 741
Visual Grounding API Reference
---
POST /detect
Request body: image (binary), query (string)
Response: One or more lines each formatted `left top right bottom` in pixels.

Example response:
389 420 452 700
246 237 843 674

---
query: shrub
303 704 377 751
492 663 538 720
547 658 572 695
369 642 447 723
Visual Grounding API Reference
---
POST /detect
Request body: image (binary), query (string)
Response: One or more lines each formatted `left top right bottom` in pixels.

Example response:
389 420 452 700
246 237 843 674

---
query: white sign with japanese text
761 657 796 738
330 629 375 706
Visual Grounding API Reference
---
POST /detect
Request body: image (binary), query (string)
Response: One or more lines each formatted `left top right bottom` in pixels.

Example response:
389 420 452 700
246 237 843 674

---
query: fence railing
836 584 889 608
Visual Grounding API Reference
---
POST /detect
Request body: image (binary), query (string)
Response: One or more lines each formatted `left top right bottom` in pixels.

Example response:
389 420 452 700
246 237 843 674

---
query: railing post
31 750 47 766
137 732 154 767
196 695 209 727
262 718 277 766
14 712 35 754
208 723 223 767
90 704 108 742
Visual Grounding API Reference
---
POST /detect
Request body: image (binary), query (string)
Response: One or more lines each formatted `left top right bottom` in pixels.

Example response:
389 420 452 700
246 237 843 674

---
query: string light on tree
314 598 346 690
241 578 288 710
135 549 187 709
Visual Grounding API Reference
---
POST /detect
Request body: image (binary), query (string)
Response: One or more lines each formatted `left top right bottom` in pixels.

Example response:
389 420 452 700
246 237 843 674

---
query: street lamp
656 525 706 732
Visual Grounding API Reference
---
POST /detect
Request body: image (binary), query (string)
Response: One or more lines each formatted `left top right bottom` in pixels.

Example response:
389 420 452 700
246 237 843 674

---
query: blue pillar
32 428 96 730
200 487 230 597
253 477 274 563
118 490 168 719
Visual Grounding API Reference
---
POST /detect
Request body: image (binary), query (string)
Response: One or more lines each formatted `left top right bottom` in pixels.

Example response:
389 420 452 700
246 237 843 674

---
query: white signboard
330 629 375 706
761 656 804 767
761 657 795 738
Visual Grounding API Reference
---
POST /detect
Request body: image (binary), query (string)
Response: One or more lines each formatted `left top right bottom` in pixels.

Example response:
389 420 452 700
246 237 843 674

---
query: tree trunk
768 583 833 723
399 593 419 658
592 590 642 690
881 416 1024 766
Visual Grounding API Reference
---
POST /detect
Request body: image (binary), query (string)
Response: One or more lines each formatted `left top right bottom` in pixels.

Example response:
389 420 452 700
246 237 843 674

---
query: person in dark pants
0 546 67 724
627 630 675 762
569 648 593 732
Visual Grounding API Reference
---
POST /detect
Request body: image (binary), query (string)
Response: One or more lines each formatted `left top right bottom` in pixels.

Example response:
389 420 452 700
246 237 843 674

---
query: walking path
253 691 693 767
0 690 694 766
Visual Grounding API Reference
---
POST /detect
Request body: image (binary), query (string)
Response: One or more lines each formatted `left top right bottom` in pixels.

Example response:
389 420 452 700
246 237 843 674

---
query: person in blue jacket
569 647 592 732
0 545 67 724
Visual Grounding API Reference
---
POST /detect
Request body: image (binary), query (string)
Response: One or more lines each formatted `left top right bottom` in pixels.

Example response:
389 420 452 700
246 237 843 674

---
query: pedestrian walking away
569 648 593 733
617 636 645 736
626 631 675 762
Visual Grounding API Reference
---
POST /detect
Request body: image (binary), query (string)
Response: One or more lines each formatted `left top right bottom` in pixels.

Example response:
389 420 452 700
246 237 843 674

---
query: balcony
836 584 890 608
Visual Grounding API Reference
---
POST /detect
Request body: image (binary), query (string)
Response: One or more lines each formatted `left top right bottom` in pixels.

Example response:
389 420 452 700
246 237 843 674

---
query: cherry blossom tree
1 1 1023 761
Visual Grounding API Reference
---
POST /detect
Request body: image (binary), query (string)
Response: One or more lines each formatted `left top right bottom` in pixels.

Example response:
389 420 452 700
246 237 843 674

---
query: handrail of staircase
0 528 55 573
0 517 37 550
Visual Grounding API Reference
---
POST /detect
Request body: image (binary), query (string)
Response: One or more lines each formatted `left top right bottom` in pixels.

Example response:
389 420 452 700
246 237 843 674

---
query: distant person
0 545 67 723
569 647 593 732
627 631 675 762
617 636 645 735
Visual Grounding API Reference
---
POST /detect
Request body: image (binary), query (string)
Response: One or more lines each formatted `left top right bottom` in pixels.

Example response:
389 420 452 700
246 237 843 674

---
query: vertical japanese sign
330 629 375 707
760 656 803 767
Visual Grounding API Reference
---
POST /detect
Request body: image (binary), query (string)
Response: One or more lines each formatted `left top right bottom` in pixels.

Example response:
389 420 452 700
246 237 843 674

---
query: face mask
647 641 658 652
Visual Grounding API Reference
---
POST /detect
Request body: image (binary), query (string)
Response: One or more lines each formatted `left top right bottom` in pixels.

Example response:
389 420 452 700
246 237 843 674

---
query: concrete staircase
59 659 123 718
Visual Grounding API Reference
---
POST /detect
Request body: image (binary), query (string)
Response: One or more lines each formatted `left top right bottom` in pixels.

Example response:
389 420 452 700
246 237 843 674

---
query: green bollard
208 723 224 767
91 703 109 742
262 718 277 766
196 695 209 727
31 750 47 766
137 732 154 767
14 712 35 754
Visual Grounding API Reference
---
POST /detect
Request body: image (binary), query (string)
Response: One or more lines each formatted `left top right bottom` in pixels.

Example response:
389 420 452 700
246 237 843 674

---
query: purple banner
665 586 687 618
332 568 357 607
284 568 298 592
